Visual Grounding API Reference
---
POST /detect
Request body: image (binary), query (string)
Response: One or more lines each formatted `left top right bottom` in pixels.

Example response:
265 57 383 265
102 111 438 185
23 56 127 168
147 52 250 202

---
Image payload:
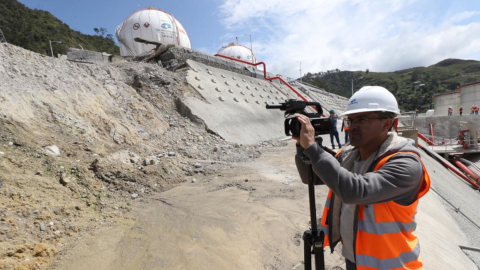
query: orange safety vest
472 107 475 112
320 152 431 270
476 107 479 112
448 108 453 113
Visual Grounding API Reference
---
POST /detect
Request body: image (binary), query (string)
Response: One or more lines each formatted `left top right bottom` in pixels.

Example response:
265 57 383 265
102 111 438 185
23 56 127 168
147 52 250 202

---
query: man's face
346 112 391 148
330 113 334 117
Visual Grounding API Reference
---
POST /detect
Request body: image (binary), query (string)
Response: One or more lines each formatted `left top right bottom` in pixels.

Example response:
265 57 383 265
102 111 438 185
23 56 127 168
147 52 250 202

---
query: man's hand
293 114 315 149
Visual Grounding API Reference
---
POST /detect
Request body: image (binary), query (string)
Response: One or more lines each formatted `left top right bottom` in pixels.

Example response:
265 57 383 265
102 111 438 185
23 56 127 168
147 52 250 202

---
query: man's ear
383 118 393 132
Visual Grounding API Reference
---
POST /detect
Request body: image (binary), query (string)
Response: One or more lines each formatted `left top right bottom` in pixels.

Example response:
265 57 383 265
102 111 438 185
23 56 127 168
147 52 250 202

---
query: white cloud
218 0 480 78
448 11 480 23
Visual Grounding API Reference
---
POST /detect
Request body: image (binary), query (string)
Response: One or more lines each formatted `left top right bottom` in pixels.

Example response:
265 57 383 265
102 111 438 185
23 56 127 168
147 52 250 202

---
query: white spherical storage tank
216 43 257 65
116 7 191 56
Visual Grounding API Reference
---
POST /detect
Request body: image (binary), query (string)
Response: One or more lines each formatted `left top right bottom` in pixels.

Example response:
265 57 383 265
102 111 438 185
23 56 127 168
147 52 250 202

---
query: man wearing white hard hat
294 86 430 270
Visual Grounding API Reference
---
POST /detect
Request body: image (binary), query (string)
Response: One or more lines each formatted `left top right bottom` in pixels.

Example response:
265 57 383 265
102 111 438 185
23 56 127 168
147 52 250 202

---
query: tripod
300 138 327 270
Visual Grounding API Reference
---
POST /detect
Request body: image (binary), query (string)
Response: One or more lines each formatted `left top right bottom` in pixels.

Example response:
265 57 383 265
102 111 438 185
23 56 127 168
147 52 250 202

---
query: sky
17 0 480 78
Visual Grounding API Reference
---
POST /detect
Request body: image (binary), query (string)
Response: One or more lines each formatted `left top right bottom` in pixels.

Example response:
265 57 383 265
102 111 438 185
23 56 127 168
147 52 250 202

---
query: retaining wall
414 115 480 139
66 48 112 63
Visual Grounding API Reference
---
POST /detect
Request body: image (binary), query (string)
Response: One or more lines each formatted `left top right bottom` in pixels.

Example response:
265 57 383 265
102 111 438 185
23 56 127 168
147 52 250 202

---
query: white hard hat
341 86 400 117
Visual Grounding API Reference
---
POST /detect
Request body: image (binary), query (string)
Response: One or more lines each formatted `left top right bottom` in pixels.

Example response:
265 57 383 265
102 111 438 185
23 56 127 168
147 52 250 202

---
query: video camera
266 99 331 137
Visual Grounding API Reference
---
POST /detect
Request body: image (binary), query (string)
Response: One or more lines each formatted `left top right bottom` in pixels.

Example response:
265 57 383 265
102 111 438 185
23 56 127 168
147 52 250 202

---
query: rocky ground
0 43 286 270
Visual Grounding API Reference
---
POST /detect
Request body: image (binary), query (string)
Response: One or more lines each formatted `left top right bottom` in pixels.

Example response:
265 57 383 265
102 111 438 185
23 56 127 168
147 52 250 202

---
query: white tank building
460 82 480 115
215 43 257 68
433 82 480 116
115 7 191 56
433 92 459 116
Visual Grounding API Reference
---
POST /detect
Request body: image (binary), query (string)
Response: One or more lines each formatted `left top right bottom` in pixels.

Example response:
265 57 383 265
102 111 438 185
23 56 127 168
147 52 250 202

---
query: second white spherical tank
116 8 191 56
216 43 257 64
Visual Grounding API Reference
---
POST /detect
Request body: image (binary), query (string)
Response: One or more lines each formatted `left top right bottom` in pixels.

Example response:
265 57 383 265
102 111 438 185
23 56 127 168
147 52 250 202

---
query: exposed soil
47 141 345 270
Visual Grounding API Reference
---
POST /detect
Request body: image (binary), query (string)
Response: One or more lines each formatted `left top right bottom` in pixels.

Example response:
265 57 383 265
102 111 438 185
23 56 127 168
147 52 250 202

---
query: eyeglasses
345 117 386 127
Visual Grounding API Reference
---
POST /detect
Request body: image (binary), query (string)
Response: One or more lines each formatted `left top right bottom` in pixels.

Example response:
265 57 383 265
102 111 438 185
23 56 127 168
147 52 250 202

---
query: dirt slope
0 43 278 270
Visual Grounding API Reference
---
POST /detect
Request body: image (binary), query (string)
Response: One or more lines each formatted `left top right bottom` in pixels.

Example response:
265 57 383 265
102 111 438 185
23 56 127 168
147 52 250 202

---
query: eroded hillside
0 43 278 270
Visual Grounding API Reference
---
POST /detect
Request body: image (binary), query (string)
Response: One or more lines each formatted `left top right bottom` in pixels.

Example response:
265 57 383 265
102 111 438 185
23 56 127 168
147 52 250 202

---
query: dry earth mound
0 43 279 270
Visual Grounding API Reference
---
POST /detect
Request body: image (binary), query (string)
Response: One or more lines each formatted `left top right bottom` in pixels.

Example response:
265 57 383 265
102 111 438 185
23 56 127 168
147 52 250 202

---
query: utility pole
49 40 62 57
351 78 354 95
297 61 302 81
0 27 6 43
244 34 253 63
351 69 369 95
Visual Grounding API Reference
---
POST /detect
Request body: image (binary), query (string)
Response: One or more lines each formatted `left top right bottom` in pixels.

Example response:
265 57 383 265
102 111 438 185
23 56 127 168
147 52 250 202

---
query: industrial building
434 82 480 116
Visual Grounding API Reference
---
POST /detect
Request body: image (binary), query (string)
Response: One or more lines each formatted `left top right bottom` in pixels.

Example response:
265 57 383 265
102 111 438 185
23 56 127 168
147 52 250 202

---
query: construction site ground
46 139 479 270
1 43 480 270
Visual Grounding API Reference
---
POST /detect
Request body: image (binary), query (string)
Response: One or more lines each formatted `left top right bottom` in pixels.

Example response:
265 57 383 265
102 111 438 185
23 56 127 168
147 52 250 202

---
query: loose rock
60 173 71 186
33 243 55 257
143 156 157 166
45 145 61 156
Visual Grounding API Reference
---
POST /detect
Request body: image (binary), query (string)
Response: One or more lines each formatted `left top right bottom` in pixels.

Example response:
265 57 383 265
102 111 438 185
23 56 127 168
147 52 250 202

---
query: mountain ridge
302 58 480 112
0 0 119 56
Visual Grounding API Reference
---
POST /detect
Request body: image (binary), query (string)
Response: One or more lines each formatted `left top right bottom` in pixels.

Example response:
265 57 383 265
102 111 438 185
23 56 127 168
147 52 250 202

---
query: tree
99 27 107 37
0 1 119 55
94 27 108 37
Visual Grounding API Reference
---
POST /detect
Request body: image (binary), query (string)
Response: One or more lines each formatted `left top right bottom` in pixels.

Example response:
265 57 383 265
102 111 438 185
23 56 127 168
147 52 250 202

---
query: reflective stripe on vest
320 191 332 246
356 241 422 270
320 151 430 270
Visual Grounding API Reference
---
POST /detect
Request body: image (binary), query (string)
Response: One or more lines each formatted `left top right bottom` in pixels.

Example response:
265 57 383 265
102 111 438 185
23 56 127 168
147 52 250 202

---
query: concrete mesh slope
184 60 289 144
294 81 349 115
183 60 351 144
417 140 480 269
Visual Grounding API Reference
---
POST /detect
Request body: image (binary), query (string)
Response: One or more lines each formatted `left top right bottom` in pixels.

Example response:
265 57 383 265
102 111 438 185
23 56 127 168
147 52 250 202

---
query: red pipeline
451 159 480 186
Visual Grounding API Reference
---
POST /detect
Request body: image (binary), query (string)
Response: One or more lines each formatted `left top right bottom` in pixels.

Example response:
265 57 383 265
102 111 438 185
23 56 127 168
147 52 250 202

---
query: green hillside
302 59 480 112
0 0 119 56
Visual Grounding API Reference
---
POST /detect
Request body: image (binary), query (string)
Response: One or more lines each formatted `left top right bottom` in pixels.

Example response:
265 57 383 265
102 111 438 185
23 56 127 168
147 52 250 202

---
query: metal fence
421 133 478 153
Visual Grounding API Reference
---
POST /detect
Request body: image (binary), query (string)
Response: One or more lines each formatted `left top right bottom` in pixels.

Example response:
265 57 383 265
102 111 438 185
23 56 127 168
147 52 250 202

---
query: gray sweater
295 132 423 206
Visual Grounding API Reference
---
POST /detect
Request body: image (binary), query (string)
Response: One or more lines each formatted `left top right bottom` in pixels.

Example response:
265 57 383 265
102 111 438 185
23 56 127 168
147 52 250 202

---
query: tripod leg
313 231 325 270
303 230 312 270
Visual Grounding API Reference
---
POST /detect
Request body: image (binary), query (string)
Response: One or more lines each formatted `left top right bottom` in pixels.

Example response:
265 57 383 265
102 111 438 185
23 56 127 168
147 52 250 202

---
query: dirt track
47 141 345 270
